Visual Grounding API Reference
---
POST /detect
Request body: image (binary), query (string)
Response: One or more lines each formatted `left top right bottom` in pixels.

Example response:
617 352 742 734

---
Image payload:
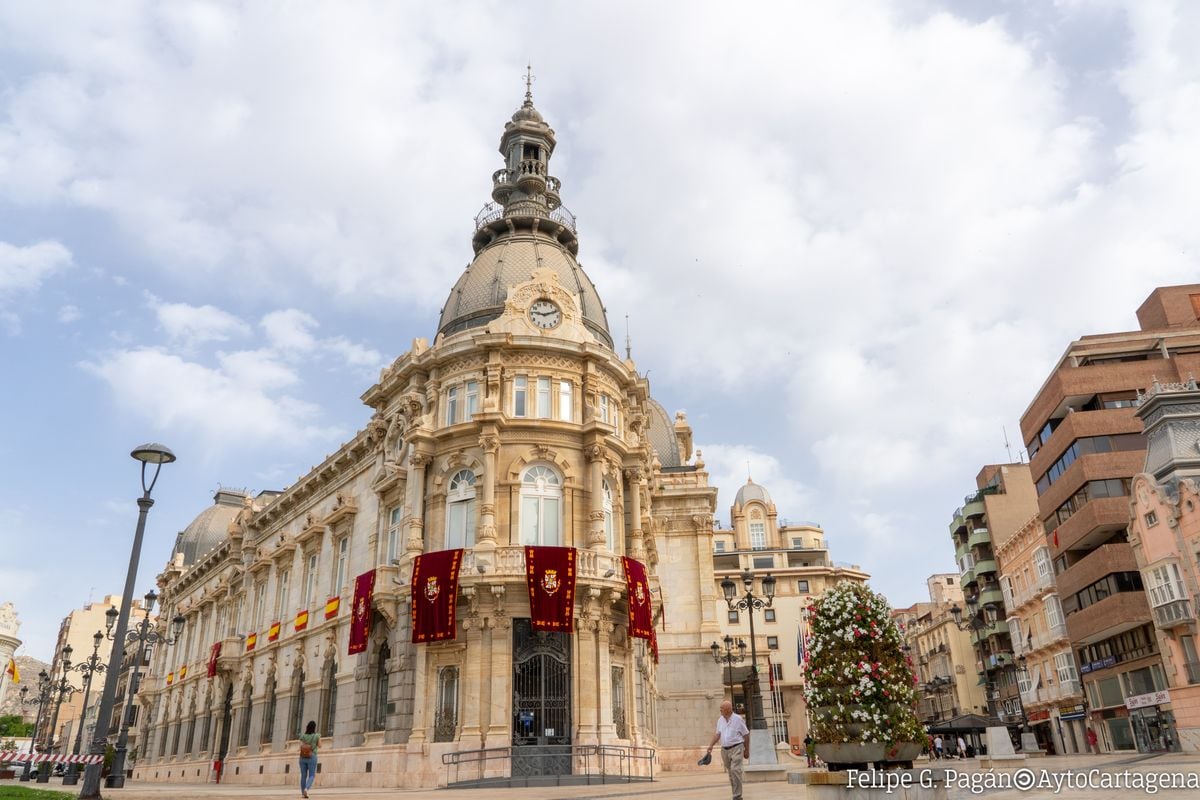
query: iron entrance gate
512 618 572 777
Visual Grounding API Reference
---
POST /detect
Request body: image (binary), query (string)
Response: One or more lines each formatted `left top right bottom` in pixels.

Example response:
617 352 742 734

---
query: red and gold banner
246 632 257 652
166 671 174 685
294 609 309 632
649 628 659 664
525 546 576 632
411 549 463 643
267 621 281 642
622 556 654 640
207 642 221 678
178 664 187 680
324 596 340 620
348 569 377 655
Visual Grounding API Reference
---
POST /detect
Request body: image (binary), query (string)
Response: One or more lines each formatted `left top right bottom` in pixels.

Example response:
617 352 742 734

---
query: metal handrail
442 743 654 787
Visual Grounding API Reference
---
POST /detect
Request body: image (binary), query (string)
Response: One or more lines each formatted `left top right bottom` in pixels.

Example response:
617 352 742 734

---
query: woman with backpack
298 720 320 798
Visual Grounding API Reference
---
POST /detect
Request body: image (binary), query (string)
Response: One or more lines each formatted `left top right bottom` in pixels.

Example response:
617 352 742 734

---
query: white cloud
57 304 81 323
697 443 815 528
0 239 71 294
149 296 250 347
261 309 318 353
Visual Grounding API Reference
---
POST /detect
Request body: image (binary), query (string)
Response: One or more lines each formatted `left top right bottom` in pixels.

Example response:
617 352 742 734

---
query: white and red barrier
0 751 104 764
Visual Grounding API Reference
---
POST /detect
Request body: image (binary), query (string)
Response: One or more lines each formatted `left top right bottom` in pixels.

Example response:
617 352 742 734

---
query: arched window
445 469 477 548
371 642 390 732
288 666 305 741
603 480 615 551
520 465 562 546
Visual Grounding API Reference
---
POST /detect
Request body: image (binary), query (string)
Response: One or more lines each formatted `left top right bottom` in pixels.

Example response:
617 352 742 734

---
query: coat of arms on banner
541 568 561 595
425 575 441 602
634 582 647 605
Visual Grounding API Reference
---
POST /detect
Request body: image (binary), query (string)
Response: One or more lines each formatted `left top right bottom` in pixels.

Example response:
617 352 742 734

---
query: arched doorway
511 618 571 777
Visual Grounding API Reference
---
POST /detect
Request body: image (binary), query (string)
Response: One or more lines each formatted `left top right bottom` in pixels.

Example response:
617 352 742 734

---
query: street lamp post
37 644 78 783
79 442 176 800
62 629 111 786
18 671 51 782
106 589 185 788
710 635 748 701
720 571 776 732
950 595 1001 718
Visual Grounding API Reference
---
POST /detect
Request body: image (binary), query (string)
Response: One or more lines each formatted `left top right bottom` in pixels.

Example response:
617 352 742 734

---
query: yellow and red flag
324 595 340 620
294 609 309 632
267 621 281 642
166 671 174 685
5 658 18 683
246 632 257 652
178 664 187 680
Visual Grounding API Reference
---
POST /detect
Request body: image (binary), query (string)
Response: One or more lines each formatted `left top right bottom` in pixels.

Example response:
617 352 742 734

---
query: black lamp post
18 671 51 782
62 628 111 786
79 442 176 800
720 570 776 731
924 675 952 721
710 634 748 701
950 595 1002 718
37 644 78 782
106 589 185 788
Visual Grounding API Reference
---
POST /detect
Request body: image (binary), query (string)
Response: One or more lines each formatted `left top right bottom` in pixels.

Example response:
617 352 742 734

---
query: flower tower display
802 582 924 770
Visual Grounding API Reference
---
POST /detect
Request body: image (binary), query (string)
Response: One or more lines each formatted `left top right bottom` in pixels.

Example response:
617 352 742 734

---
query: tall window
465 381 479 419
558 380 572 421
611 666 627 738
446 386 459 425
520 465 562 546
599 394 610 423
513 376 528 417
445 470 478 548
372 642 391 732
199 697 212 752
386 505 403 563
275 569 290 620
333 537 349 595
1008 618 1023 654
1002 576 1015 608
1147 563 1188 607
261 675 277 745
749 521 766 550
1034 547 1053 581
1044 594 1065 633
253 581 267 629
1055 652 1080 689
433 666 459 742
536 377 552 418
238 684 253 748
288 667 305 741
303 553 318 608
603 480 615 551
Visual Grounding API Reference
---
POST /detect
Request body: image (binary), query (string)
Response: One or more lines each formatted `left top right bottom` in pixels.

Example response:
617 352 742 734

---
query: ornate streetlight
62 628 112 786
106 589 185 788
710 634 748 701
36 644 78 782
720 570 776 731
17 671 51 782
79 442 176 800
950 596 1004 719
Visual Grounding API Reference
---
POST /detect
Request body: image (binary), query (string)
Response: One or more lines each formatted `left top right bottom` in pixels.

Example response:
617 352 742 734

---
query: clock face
529 299 562 329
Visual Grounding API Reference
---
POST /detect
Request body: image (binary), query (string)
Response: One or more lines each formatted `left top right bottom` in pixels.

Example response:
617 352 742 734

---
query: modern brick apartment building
1019 284 1200 753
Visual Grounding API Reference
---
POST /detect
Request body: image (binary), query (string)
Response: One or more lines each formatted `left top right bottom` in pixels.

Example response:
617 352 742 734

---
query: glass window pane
447 502 465 548
543 498 560 545
537 377 551 418
465 499 477 547
521 497 539 545
514 376 527 417
559 380 572 421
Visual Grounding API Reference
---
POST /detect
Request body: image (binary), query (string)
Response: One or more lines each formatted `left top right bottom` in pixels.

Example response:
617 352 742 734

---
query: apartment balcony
1056 543 1138 599
967 528 991 549
1152 598 1196 630
1051 496 1134 557
961 566 976 587
977 587 1005 608
1040 452 1146 535
1066 591 1151 645
963 499 986 519
974 558 999 578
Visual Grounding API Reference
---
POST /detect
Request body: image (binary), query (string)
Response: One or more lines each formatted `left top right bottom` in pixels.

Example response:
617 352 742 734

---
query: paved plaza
8 753 1200 800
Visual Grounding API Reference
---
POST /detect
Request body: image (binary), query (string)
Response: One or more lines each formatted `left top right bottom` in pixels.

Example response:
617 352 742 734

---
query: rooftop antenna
523 63 535 103
1002 426 1014 462
746 459 752 482
624 314 632 360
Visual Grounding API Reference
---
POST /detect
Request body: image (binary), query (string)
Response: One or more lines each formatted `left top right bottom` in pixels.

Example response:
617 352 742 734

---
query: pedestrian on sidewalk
933 734 944 759
298 720 320 798
804 733 816 768
1086 727 1099 754
704 700 750 800
957 736 967 759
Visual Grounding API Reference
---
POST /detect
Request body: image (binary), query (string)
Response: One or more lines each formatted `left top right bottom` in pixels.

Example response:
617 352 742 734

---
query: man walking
705 700 750 800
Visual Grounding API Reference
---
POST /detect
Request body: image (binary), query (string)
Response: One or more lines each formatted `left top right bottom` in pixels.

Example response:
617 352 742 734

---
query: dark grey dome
438 234 612 347
645 398 681 468
172 489 246 566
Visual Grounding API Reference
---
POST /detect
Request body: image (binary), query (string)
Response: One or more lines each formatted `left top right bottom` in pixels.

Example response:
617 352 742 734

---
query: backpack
299 741 313 758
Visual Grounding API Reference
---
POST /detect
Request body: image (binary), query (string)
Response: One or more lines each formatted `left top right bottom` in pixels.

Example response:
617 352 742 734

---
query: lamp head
740 571 754 592
94 630 104 648
144 589 158 612
130 443 176 465
966 593 979 614
105 606 119 633
720 576 736 603
723 633 733 648
710 641 720 660
737 638 747 655
950 604 963 626
983 602 999 625
62 644 73 668
761 573 777 602
172 614 186 639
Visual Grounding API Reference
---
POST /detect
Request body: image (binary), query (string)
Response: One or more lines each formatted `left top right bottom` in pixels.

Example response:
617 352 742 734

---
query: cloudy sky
3 1 1199 661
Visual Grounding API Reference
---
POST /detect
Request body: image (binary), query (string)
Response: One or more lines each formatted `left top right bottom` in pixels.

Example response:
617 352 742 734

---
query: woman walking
298 720 320 798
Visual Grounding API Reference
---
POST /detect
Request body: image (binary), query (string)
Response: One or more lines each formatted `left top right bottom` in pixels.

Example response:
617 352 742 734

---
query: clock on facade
529 299 562 329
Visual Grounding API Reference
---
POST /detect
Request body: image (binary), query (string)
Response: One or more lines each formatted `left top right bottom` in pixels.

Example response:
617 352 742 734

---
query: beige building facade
898 575 987 724
710 479 869 755
131 92 732 789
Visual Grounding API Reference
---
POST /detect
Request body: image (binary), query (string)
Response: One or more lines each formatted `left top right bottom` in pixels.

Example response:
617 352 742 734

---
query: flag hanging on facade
797 622 805 666
267 621 281 642
166 671 174 685
621 556 654 641
207 642 221 678
5 658 18 684
324 596 341 620
246 632 257 652
348 569 378 655
411 548 463 643
525 546 577 632
294 609 309 632
178 664 187 680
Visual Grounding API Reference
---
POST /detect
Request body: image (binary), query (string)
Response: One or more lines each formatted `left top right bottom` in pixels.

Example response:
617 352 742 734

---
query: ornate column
477 433 499 547
574 615 600 742
458 597 484 746
596 614 617 740
586 444 607 550
624 467 646 560
483 587 511 753
405 452 431 556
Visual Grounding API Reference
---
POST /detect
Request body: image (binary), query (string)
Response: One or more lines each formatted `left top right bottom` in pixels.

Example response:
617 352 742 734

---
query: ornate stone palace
132 88 731 788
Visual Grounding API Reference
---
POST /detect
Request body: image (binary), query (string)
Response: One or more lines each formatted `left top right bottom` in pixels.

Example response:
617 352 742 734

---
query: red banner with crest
622 556 654 640
524 546 576 632
411 549 463 643
348 569 377 655
207 642 221 678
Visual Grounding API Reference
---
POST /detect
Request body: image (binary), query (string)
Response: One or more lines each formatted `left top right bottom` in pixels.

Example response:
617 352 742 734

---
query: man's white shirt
716 713 749 747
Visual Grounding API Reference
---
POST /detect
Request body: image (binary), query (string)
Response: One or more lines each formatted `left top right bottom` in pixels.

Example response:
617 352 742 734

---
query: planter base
814 742 922 771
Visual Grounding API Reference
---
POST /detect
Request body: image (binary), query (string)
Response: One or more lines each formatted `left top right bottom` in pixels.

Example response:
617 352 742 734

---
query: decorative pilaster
477 433 500 546
483 586 511 750
625 467 646 559
405 452 431 555
458 615 484 746
587 444 607 549
574 615 600 742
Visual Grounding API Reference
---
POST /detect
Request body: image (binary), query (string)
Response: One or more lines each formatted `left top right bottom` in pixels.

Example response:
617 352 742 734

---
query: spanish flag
166 672 174 685
324 595 340 620
294 609 309 632
246 632 257 652
6 658 19 683
268 621 281 642
179 664 187 680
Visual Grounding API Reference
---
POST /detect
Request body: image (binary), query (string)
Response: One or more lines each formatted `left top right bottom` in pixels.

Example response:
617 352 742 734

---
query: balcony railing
474 200 577 234
1152 599 1195 629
